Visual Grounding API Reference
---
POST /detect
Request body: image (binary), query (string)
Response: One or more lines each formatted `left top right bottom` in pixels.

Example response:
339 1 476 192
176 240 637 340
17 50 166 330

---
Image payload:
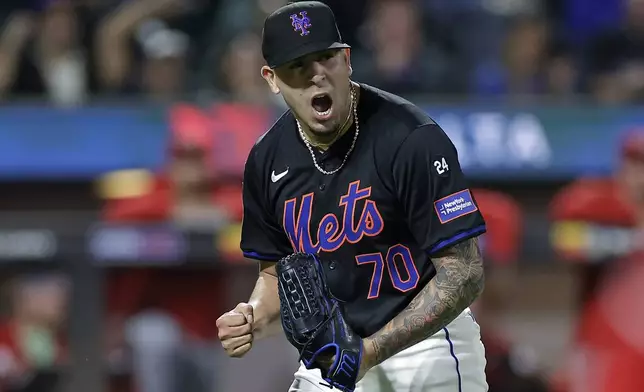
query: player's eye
289 61 304 70
320 52 335 61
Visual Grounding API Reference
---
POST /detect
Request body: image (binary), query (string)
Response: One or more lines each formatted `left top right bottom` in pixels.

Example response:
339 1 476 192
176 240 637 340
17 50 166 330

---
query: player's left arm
362 122 487 370
362 237 484 368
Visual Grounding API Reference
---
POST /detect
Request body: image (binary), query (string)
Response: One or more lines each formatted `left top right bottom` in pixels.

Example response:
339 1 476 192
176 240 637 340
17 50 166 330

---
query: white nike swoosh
271 169 289 182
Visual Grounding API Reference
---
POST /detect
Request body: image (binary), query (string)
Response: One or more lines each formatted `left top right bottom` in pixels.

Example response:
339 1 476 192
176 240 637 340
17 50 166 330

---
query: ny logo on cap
290 11 311 36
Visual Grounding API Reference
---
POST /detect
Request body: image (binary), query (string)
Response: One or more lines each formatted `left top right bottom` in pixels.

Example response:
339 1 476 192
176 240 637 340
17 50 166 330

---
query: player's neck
301 114 353 151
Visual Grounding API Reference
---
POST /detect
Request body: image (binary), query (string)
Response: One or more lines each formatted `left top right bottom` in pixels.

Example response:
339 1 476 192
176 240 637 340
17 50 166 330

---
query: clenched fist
216 302 254 358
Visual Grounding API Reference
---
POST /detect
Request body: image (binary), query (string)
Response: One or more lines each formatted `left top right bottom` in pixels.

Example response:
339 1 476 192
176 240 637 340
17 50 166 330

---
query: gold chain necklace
297 85 359 175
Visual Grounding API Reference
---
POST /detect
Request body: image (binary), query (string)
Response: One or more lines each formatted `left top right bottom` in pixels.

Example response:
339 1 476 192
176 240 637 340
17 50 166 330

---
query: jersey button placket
316 160 326 191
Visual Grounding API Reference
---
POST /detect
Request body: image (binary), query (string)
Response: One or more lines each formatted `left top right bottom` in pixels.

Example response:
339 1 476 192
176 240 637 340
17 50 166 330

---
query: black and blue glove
276 252 363 392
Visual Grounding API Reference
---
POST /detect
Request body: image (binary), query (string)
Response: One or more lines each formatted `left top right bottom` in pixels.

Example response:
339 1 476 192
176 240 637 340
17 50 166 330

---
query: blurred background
0 0 643 391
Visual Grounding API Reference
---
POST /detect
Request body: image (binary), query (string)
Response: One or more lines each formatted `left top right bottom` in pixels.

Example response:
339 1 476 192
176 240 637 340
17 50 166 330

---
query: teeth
315 109 331 116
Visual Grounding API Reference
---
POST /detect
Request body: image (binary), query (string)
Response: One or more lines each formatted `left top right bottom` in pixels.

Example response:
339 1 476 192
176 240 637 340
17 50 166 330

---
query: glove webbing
298 301 340 390
297 301 339 363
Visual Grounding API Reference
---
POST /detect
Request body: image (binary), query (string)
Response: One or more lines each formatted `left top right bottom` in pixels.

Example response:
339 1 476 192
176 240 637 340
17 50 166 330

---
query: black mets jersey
240 83 486 337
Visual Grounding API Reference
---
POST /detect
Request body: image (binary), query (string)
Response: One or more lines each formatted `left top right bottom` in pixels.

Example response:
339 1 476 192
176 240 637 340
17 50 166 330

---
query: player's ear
261 66 280 94
343 49 352 76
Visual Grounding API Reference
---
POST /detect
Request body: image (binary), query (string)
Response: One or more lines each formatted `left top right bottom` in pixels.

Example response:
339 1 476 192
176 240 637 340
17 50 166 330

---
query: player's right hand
216 302 254 358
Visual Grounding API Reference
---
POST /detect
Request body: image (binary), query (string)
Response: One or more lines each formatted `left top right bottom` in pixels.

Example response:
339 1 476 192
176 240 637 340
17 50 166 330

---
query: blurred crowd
1 0 644 107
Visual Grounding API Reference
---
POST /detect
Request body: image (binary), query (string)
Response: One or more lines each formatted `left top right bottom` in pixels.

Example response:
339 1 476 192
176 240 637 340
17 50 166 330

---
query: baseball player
216 2 488 391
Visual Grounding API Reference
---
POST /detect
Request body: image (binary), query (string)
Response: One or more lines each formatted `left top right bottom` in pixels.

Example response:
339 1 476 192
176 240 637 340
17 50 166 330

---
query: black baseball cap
262 1 350 68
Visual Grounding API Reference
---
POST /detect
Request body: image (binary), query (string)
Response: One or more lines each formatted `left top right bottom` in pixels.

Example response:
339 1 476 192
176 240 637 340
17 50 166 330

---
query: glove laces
298 301 340 390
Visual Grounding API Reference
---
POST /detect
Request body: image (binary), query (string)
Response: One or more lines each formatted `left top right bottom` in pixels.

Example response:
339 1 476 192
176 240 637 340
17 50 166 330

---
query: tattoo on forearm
366 237 485 366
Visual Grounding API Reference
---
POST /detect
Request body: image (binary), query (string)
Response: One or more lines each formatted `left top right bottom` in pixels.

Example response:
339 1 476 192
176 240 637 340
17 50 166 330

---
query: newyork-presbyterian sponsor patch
434 189 478 224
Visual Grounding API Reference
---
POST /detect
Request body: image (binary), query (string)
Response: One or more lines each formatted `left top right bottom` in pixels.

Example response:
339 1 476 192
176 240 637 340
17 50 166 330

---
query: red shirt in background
549 177 644 392
101 101 268 341
103 176 243 223
549 177 636 228
552 253 644 392
102 176 239 340
472 188 523 265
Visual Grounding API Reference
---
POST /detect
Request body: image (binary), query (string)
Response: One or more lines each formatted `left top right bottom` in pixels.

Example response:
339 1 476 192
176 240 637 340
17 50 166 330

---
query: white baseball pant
288 308 488 392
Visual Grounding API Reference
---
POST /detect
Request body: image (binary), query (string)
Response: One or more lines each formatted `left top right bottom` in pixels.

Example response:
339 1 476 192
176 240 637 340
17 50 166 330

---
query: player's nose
309 61 327 85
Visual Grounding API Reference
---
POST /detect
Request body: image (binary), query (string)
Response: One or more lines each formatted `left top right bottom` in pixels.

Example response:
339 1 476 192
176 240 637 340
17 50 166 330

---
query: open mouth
311 94 333 119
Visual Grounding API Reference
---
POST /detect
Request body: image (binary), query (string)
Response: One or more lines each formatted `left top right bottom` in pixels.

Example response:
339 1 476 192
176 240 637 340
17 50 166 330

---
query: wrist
247 303 280 337
361 338 378 368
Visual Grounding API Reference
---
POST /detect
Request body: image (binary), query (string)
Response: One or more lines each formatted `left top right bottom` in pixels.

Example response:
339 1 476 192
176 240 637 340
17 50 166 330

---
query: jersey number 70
355 244 420 299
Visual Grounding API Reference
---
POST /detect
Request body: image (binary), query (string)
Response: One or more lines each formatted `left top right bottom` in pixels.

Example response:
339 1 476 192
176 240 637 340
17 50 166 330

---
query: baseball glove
276 253 363 392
